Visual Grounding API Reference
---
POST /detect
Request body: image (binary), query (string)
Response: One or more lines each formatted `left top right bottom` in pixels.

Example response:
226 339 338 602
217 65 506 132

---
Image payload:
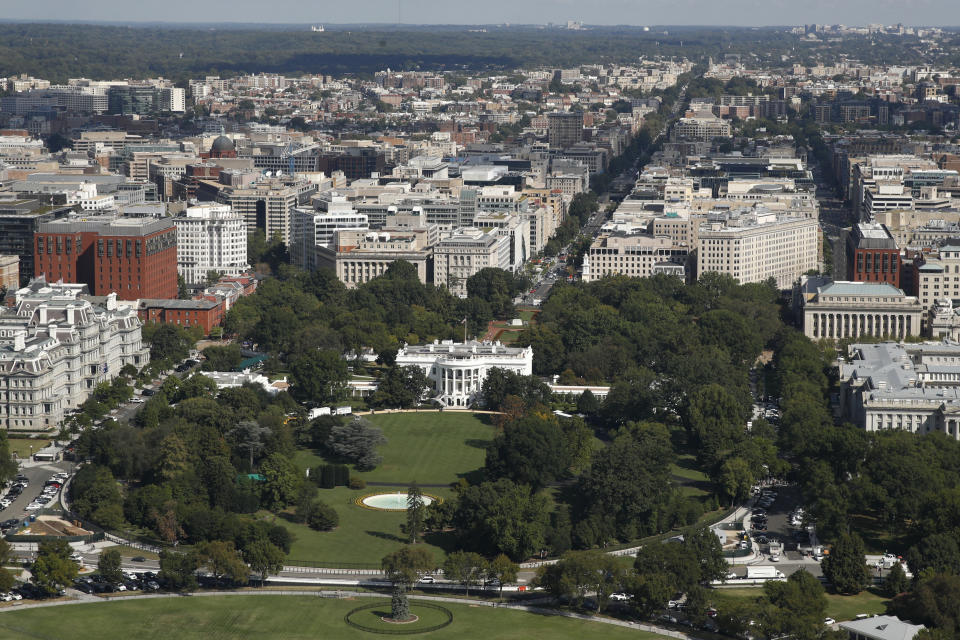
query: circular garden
344 601 454 635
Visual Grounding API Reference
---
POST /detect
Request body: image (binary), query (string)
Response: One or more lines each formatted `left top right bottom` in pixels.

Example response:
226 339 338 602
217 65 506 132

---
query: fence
104 533 162 554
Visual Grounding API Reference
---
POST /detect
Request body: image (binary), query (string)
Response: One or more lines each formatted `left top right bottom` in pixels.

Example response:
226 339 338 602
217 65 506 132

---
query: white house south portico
394 339 533 407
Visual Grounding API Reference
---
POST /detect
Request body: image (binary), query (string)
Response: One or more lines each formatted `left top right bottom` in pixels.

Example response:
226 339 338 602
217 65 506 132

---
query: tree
159 549 199 591
884 562 908 597
259 452 300 511
69 464 124 529
576 389 599 415
229 420 272 470
406 482 425 544
305 500 339 531
145 323 193 363
822 532 870 595
484 414 571 490
486 554 519 601
382 545 434 622
0 431 18 485
244 539 285 583
198 540 249 585
890 574 960 635
0 539 14 593
443 551 486 595
326 418 387 471
289 349 348 405
686 526 728 584
98 548 123 584
759 569 827 640
537 550 623 612
717 457 755 507
371 365 430 409
32 540 79 595
382 545 435 587
453 479 549 561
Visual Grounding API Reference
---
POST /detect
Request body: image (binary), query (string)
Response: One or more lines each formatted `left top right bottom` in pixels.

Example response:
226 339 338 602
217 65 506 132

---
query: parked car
610 592 631 601
418 576 435 584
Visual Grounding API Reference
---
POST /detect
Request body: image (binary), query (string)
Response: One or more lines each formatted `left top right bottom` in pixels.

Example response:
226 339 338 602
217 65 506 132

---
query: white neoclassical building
798 281 923 340
395 340 533 407
839 341 960 440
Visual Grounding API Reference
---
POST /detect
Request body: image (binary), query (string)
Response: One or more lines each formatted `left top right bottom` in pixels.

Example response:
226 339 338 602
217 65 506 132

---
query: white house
395 339 533 407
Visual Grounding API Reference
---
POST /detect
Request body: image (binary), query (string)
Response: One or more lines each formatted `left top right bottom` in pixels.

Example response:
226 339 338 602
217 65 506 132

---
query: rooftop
838 616 924 640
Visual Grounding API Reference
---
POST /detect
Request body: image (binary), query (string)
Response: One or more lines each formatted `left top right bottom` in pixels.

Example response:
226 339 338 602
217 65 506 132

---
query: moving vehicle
746 566 785 580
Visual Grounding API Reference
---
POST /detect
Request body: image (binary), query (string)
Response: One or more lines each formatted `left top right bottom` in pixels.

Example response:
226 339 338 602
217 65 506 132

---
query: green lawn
268 486 456 566
0 595 670 640
283 412 496 566
8 438 51 459
337 412 495 486
710 588 890 621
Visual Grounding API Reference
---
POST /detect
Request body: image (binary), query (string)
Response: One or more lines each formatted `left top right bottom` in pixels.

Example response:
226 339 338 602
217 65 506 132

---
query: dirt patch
20 516 93 537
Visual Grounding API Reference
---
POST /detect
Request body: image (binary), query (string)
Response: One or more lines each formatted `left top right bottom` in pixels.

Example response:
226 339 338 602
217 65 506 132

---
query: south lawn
0 595 672 640
283 411 495 565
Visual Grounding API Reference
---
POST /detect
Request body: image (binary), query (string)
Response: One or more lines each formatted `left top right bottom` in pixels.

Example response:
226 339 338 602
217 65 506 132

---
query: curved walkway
0 589 704 639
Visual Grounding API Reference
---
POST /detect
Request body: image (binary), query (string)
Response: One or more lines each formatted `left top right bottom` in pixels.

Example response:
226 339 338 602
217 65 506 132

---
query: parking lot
0 459 74 530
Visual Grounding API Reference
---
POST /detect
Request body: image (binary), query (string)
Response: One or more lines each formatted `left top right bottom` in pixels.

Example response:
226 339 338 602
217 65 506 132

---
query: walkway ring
344 601 454 635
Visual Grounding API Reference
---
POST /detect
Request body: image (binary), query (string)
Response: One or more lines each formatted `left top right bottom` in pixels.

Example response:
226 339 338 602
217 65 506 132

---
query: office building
0 200 71 287
0 280 148 431
173 204 249 286
289 205 369 272
433 228 512 297
582 233 687 282
317 229 432 288
34 215 178 300
846 222 901 287
696 208 819 289
395 340 533 407
216 178 316 245
547 111 584 149
0 256 18 292
839 341 960 439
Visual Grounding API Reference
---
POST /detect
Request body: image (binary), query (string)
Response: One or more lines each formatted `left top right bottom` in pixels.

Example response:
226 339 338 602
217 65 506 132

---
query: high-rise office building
547 111 584 149
174 204 249 286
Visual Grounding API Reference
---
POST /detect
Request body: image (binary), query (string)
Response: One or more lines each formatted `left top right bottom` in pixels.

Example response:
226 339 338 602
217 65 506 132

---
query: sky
2 0 959 27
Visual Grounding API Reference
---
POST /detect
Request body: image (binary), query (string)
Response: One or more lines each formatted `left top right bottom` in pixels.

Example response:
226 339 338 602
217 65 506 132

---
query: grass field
283 412 495 566
8 438 51 459
710 587 890 621
352 412 494 486
0 595 670 640
271 486 456 566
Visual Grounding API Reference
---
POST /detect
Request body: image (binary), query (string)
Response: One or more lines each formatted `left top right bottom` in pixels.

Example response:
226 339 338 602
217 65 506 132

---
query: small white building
395 339 533 407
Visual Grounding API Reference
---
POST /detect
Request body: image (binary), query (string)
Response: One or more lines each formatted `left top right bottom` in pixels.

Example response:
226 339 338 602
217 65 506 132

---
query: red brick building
137 298 224 334
846 222 901 288
34 215 177 300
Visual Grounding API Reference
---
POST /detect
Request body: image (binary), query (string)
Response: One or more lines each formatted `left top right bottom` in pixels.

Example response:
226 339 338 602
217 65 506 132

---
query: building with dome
208 135 237 159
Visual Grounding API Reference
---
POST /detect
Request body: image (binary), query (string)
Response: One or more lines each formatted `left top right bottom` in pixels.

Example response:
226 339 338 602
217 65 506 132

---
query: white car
770 555 781 562
7 592 21 601
609 592 631 601
824 618 836 626
25 502 43 510
0 593 11 602
418 576 435 584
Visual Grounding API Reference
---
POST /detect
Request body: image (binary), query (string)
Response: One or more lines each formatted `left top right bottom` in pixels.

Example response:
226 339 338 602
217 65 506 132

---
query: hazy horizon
2 0 959 29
